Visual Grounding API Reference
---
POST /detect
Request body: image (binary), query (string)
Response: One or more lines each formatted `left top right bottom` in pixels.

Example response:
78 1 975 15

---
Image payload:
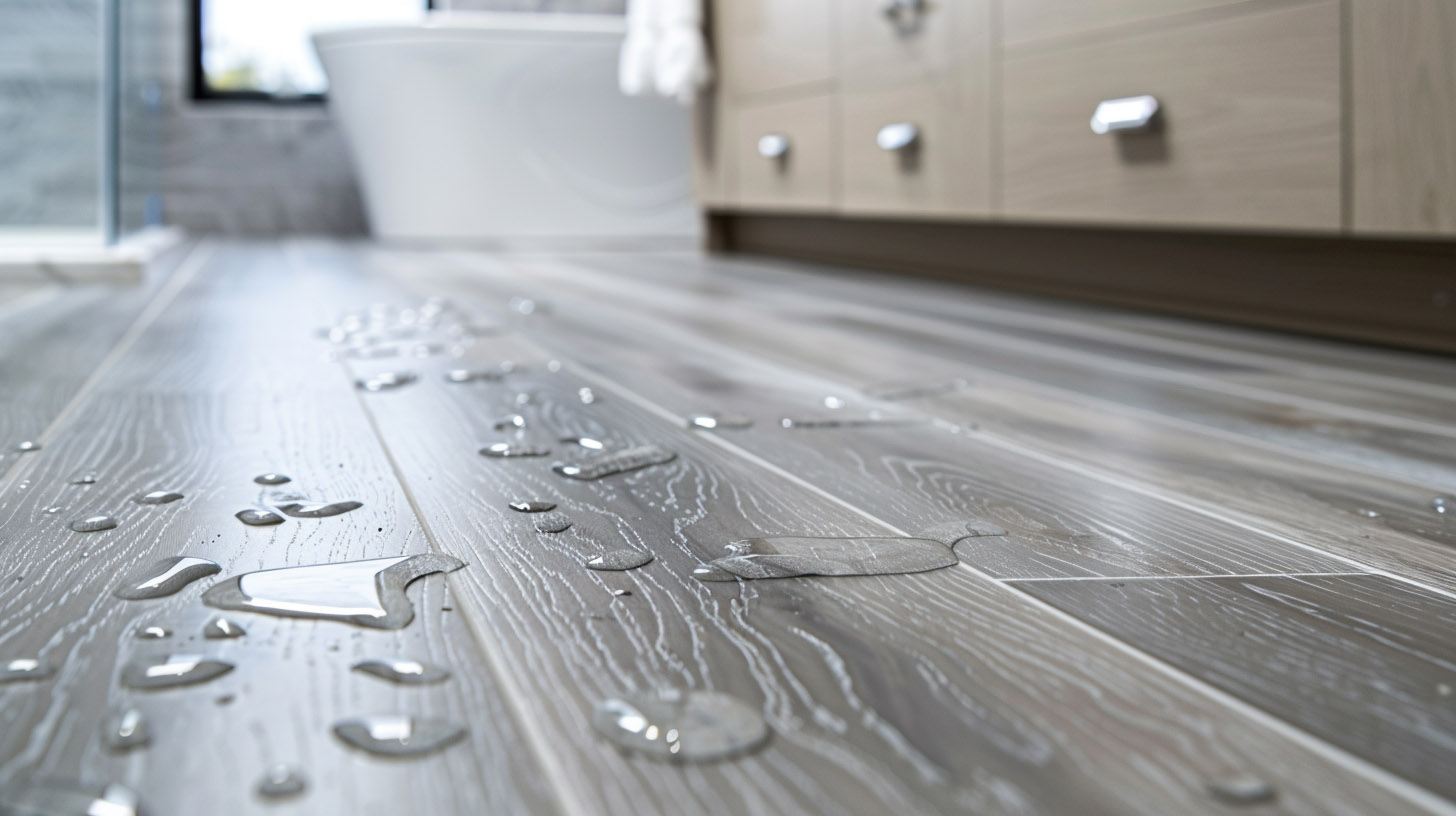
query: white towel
620 0 712 105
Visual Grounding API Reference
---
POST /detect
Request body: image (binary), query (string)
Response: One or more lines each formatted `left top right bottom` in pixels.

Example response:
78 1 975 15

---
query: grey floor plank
582 252 1456 488
0 244 558 816
295 240 1449 816
0 241 202 484
1014 574 1456 801
435 251 1456 594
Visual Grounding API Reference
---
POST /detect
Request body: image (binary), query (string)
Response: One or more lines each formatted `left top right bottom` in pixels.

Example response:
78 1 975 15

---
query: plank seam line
315 270 581 816
1003 571 1371 583
0 239 215 493
949 418 1456 604
559 358 1456 816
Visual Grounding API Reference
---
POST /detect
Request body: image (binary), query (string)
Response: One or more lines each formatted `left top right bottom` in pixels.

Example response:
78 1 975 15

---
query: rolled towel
621 0 711 104
619 0 660 97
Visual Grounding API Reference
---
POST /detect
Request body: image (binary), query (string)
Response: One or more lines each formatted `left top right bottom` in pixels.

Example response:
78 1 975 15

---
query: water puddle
353 658 451 685
133 491 184 505
917 520 1009 546
103 707 150 752
553 444 676 480
356 372 418 392
0 782 140 816
533 513 573 534
114 556 221 600
202 616 246 639
332 715 466 757
693 535 958 582
202 554 465 630
236 508 284 526
120 654 234 690
591 690 768 763
275 500 363 519
862 377 969 401
254 473 291 486
688 413 753 431
480 442 551 458
256 765 308 799
68 515 118 533
0 658 52 683
509 500 556 513
586 550 654 571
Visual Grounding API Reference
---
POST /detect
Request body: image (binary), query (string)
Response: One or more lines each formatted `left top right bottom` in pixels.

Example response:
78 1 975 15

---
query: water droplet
356 371 418 392
534 513 573 534
822 396 846 409
578 387 598 405
43 506 63 515
445 368 503 384
591 690 768 763
508 296 537 315
560 436 609 451
0 658 53 683
136 625 172 640
203 616 246 639
1437 682 1452 697
256 765 307 799
586 550 654 571
861 377 969 401
1206 775 1277 805
688 413 753 430
115 556 221 600
612 589 632 597
133 491 184 505
779 414 921 430
1357 508 1381 519
69 472 98 485
332 715 466 757
236 508 285 526
480 442 551 458
0 782 140 816
353 658 451 685
691 563 740 583
1435 497 1450 515
120 654 234 689
546 359 563 373
514 392 534 406
103 707 150 752
553 444 676 480
509 500 556 513
275 500 363 519
14 440 40 453
254 473 291 486
202 554 465 630
68 514 118 533
695 535 958 582
492 414 527 430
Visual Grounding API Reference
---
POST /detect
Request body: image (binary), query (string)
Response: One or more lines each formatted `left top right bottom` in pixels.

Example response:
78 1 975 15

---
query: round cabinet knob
757 133 790 159
876 122 920 152
1090 95 1160 135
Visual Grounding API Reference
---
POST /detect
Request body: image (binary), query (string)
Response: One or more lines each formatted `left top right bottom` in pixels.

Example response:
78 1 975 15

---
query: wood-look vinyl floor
1 238 1453 815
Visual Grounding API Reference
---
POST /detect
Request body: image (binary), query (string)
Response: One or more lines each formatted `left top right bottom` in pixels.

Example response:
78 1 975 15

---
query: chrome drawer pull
1090 95 1160 135
876 122 920 152
882 0 926 33
757 133 790 159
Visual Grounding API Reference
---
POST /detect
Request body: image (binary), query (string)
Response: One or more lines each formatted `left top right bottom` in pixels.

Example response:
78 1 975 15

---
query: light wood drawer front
1004 0 1254 48
715 0 834 97
840 84 987 217
732 96 835 211
837 0 975 90
1002 1 1341 232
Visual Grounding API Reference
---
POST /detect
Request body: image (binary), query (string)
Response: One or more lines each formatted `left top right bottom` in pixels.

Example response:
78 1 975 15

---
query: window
190 0 430 101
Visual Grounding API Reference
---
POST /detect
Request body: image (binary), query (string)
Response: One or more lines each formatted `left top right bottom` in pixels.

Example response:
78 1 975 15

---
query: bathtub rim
312 10 626 50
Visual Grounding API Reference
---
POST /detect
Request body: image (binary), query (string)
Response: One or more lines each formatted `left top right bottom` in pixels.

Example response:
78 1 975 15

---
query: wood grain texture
313 240 1443 815
1352 0 1456 235
1015 575 1456 800
431 250 1456 596
1001 1 1342 230
0 244 556 816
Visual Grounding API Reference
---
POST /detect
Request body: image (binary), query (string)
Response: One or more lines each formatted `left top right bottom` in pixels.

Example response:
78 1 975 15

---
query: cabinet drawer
840 82 988 217
714 0 833 97
1002 1 1341 231
837 0 965 90
1004 0 1254 48
731 95 835 212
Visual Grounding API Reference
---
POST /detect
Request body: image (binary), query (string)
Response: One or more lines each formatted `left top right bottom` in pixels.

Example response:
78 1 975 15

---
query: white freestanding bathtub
313 12 697 245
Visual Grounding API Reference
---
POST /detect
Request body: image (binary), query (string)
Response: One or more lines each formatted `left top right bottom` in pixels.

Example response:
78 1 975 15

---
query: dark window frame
188 0 434 103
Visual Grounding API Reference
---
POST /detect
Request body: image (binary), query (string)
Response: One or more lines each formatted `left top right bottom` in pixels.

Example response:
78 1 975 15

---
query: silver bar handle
876 122 920 152
757 133 790 159
1090 95 1160 135
882 0 926 21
